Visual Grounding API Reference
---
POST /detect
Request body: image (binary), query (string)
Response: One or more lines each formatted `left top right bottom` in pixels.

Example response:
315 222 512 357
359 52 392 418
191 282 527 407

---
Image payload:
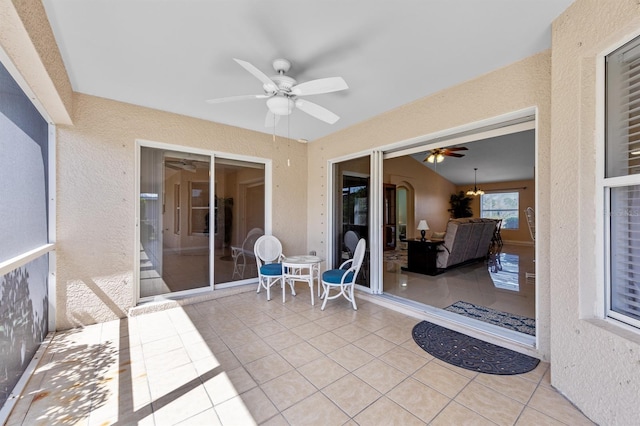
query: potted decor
448 191 473 218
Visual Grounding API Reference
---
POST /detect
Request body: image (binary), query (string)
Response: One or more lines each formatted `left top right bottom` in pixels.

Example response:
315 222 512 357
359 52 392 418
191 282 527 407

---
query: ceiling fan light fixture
425 149 447 164
266 96 294 116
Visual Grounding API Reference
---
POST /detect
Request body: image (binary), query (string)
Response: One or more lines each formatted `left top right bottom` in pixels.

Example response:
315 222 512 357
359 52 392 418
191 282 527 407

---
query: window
190 181 210 235
604 35 640 328
480 192 519 229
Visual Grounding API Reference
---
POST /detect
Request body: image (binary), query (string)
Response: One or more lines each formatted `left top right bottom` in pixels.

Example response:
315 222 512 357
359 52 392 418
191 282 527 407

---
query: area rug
445 301 536 336
412 321 540 375
384 249 408 267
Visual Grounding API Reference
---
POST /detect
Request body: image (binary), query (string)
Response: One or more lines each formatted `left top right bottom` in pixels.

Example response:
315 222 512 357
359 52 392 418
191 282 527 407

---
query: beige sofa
435 218 499 269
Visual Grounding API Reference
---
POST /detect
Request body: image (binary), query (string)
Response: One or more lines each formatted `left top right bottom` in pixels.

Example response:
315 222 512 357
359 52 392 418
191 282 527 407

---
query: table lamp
417 220 429 241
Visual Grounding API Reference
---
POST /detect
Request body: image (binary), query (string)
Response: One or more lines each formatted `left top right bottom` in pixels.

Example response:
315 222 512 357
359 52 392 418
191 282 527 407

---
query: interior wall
454 179 535 244
384 156 455 238
215 168 231 249
549 1 640 424
55 93 307 330
234 167 266 242
162 169 181 250
308 51 553 359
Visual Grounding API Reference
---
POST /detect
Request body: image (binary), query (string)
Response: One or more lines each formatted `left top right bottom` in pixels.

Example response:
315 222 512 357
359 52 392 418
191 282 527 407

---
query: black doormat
412 321 540 375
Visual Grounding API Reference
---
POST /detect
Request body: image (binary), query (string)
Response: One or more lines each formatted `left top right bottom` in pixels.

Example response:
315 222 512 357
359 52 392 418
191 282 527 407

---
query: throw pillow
431 231 446 240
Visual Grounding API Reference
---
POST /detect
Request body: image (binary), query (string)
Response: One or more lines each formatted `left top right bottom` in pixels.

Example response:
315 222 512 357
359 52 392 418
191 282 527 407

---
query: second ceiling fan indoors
423 147 468 163
206 58 348 127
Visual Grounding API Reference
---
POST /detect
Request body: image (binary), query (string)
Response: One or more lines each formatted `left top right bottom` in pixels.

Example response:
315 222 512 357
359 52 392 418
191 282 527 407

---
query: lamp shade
417 220 429 231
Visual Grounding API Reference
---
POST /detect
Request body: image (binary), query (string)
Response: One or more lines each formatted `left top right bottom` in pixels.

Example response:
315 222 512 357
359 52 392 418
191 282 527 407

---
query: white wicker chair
254 235 294 302
320 238 366 310
231 227 263 279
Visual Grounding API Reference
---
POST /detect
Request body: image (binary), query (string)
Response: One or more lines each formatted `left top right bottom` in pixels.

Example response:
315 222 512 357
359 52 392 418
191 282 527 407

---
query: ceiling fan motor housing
268 75 296 93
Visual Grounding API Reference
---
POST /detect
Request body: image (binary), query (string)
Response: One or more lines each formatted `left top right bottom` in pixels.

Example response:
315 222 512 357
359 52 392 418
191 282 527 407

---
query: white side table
282 255 323 305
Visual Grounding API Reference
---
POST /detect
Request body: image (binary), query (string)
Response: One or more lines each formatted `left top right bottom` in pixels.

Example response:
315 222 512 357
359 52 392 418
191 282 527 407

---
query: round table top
283 255 324 264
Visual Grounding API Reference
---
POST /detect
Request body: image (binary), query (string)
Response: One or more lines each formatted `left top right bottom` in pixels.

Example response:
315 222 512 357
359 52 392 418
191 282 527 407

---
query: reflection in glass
334 157 371 288
213 159 265 284
139 148 211 298
488 252 520 291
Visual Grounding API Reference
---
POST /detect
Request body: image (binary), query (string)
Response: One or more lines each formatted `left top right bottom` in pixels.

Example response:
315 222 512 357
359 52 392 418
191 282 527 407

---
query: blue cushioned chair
320 238 366 310
254 235 294 302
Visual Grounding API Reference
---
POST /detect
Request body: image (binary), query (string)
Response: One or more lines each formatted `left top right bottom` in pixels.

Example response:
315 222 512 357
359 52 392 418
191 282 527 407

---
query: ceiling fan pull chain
287 112 291 167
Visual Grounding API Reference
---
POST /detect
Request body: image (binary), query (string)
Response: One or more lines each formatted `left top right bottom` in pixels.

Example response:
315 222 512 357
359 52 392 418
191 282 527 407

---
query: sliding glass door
332 156 371 288
139 146 267 300
140 147 212 298
212 158 265 285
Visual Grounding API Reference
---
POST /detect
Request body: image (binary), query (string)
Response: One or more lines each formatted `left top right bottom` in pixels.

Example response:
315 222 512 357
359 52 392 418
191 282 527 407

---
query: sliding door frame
135 139 272 304
326 107 540 353
327 150 383 295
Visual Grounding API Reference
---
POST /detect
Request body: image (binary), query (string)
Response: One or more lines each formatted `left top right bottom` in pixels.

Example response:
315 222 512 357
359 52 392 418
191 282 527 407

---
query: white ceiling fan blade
206 94 270 104
290 77 348 96
233 58 278 92
295 99 340 124
264 110 281 127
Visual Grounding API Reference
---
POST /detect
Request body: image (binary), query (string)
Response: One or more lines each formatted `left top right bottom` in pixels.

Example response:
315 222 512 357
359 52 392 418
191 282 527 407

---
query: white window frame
601 32 640 330
480 192 520 230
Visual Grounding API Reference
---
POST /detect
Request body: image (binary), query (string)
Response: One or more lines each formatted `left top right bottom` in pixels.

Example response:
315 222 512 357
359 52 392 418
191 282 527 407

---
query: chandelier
466 168 485 196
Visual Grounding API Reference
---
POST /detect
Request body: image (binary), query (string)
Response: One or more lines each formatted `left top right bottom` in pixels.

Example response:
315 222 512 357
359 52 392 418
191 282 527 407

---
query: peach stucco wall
308 51 553 359
0 0 72 124
53 93 307 329
549 1 640 424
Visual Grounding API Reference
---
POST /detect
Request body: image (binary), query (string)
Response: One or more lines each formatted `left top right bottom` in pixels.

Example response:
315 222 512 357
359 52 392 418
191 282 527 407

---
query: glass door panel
139 147 211 298
213 158 265 285
333 156 371 288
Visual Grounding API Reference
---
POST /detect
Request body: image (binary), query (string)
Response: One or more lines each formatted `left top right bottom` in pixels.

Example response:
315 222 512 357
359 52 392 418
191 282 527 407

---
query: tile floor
384 244 536 319
140 246 258 298
6 285 594 426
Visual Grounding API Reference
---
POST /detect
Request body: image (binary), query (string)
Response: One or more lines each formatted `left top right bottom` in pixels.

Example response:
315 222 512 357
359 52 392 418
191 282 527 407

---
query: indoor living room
382 127 536 338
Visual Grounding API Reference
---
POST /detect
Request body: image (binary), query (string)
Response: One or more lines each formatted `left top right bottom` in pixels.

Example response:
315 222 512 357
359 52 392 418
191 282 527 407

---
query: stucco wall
550 1 640 424
0 0 72 123
56 93 307 330
308 51 553 359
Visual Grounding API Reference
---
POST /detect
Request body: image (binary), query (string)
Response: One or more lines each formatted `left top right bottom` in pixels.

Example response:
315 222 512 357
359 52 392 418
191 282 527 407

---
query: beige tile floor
6 285 594 426
384 244 536 319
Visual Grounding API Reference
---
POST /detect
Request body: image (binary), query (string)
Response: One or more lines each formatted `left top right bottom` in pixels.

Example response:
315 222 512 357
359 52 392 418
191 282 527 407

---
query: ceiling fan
423 147 468 163
206 58 348 126
165 159 208 172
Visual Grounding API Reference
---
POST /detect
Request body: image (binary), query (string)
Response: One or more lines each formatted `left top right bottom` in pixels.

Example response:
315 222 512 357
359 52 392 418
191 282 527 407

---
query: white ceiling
42 0 574 143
